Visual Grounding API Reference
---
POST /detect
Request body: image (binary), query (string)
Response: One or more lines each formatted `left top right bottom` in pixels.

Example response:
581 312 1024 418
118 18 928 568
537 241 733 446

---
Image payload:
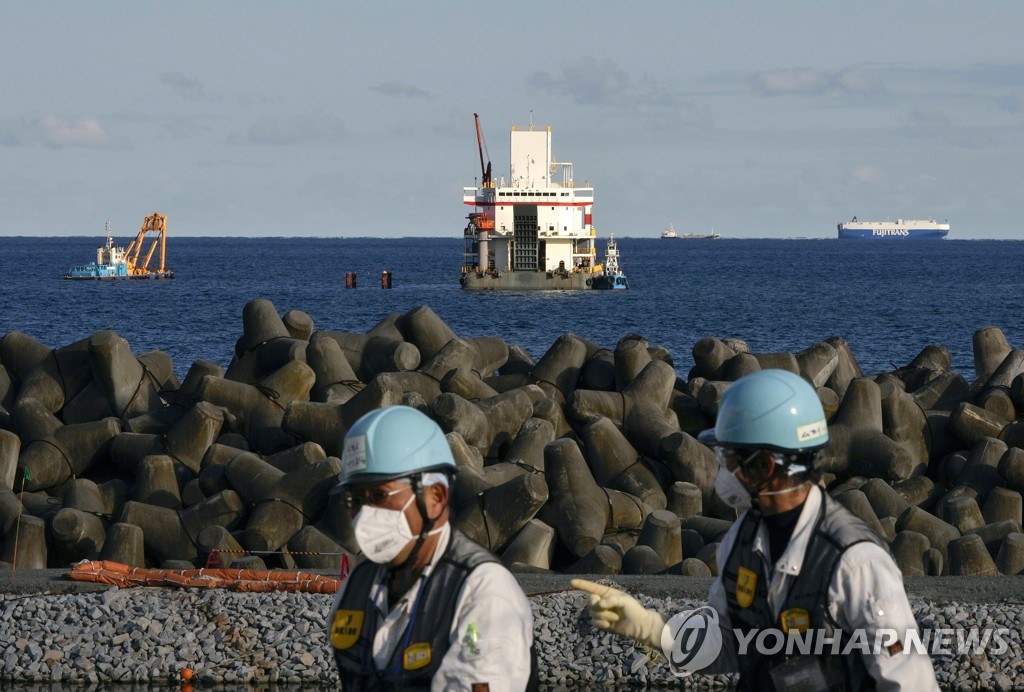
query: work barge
460 115 609 290
64 213 174 280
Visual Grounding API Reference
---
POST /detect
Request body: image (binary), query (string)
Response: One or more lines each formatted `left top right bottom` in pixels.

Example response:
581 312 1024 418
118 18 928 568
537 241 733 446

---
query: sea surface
0 235 1022 691
0 236 1021 384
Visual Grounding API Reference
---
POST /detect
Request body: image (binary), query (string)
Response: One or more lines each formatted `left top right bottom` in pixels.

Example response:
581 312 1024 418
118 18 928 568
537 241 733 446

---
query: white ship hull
837 218 949 239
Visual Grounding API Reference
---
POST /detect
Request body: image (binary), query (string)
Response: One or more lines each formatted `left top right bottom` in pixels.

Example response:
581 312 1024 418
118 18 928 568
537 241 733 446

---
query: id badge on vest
780 607 810 634
403 642 432 670
331 610 365 650
736 566 757 608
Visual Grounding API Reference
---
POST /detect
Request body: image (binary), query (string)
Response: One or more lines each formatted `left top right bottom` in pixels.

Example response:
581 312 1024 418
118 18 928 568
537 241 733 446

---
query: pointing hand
571 578 666 650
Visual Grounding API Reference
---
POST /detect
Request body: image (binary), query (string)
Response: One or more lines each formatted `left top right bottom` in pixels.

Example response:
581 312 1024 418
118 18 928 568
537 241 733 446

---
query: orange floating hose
66 560 340 594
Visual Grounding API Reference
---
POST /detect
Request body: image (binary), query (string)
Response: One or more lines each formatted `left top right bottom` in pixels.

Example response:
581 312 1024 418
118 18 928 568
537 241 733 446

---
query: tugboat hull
590 274 628 290
64 262 130 280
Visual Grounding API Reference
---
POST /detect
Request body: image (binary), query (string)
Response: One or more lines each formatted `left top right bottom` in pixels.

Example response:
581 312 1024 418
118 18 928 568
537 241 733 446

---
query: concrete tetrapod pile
1 300 1024 580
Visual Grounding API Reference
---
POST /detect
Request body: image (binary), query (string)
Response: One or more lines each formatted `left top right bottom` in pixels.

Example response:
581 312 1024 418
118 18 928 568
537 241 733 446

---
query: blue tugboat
591 235 628 290
64 220 130 279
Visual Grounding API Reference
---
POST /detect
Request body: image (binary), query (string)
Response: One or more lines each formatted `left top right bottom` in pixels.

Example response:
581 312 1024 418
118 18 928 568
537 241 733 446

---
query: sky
2 2 1022 239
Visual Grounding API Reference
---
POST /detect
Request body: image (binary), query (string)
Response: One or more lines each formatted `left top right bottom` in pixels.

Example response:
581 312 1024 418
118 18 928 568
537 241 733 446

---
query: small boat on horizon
662 223 720 239
681 227 721 240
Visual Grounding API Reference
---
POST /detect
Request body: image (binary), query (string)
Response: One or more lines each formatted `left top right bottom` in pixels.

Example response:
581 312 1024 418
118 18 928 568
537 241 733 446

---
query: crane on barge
64 212 175 280
464 114 496 275
474 112 492 187
125 212 174 279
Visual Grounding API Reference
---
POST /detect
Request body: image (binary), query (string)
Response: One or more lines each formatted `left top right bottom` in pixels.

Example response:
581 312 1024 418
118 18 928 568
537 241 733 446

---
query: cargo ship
662 223 720 239
64 213 175 280
460 114 609 290
681 229 720 240
837 217 949 239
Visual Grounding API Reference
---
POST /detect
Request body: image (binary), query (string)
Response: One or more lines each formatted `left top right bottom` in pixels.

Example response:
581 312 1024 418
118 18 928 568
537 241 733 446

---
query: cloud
370 81 430 99
850 164 883 184
997 91 1024 113
667 101 714 129
752 68 829 95
238 92 285 107
833 69 883 94
160 71 219 102
162 117 209 139
231 115 347 145
593 73 713 131
955 62 1024 88
636 98 714 130
1 114 111 148
40 115 107 145
527 57 630 105
195 157 274 169
905 105 950 128
751 67 883 96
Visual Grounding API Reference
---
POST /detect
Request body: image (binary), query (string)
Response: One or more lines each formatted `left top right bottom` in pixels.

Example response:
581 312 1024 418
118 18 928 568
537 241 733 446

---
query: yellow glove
571 578 666 650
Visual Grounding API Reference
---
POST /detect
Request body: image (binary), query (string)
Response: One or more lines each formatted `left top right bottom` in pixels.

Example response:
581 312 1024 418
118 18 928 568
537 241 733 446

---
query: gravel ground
2 572 1024 689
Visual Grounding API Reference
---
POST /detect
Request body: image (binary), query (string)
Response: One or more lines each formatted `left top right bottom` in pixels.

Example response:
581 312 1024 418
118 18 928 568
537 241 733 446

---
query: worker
327 405 537 691
574 369 939 690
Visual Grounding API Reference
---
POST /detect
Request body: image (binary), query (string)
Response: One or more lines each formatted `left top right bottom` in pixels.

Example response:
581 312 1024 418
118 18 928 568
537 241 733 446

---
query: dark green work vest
721 491 888 691
330 528 538 691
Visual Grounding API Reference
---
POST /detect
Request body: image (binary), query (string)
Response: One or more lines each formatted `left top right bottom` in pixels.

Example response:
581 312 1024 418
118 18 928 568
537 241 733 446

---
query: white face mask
352 492 446 564
714 466 752 510
353 494 417 564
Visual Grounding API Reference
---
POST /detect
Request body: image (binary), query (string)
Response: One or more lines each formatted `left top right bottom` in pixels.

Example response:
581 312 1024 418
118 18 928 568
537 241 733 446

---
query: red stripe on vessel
463 201 590 207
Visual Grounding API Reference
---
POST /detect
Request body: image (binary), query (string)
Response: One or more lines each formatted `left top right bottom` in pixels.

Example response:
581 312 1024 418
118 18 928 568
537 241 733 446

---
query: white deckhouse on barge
460 114 609 290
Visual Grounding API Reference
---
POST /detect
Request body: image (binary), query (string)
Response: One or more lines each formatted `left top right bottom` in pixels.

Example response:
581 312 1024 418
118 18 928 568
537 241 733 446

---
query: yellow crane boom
125 212 173 278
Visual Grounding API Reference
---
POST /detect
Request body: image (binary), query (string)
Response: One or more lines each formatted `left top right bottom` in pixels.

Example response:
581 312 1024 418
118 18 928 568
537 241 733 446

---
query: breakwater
3 298 1024 687
2 299 1024 577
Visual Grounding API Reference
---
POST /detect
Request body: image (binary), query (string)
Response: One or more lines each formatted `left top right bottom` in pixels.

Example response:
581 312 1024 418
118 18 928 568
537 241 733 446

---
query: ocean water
0 236 1021 384
0 235 1021 691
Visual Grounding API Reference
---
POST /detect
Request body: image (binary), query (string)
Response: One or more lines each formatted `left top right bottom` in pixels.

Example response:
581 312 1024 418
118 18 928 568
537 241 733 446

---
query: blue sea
0 236 1021 384
0 235 1022 691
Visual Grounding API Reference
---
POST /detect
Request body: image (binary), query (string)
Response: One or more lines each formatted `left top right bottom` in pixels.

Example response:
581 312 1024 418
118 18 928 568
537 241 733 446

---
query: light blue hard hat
698 369 829 453
338 405 457 487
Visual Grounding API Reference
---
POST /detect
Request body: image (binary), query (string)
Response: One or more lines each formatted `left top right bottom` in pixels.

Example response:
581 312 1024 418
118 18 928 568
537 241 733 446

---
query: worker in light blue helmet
698 367 830 511
327 405 538 691
574 370 938 691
